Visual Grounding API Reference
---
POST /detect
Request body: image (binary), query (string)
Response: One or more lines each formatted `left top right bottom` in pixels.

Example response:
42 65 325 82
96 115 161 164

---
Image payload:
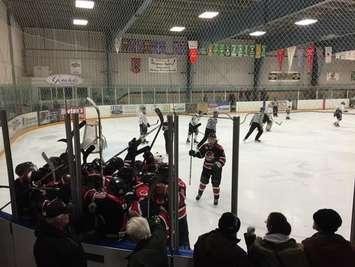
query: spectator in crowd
244 212 309 267
126 216 168 267
302 209 355 267
193 212 251 267
33 199 87 267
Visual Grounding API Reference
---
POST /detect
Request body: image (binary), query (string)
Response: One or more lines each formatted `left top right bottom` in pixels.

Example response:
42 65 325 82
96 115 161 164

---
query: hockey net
81 121 107 153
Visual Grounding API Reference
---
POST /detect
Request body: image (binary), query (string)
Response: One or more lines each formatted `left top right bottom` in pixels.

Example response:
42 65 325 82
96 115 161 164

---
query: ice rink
1 111 355 247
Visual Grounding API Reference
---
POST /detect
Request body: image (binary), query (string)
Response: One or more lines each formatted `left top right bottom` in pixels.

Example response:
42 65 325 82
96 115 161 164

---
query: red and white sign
188 41 199 64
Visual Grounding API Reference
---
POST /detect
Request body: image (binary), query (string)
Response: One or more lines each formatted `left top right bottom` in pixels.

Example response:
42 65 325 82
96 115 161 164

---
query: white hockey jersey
190 113 201 126
138 112 148 126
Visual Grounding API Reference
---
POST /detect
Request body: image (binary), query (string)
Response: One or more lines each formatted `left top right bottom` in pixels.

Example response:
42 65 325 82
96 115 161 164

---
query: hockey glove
189 150 196 157
147 123 150 127
215 162 223 169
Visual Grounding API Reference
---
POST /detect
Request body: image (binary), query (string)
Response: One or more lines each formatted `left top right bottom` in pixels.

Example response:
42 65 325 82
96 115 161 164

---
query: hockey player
138 106 150 144
286 99 292 120
187 111 202 144
334 107 342 127
243 108 265 142
190 132 226 206
197 110 218 148
271 98 278 117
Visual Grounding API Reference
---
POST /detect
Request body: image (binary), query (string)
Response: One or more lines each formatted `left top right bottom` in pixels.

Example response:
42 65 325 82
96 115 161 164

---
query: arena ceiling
4 0 355 52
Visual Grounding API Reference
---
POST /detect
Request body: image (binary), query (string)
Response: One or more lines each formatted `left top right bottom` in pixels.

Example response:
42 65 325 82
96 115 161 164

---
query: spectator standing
244 212 309 267
302 209 355 267
126 216 168 267
194 212 251 267
33 199 87 267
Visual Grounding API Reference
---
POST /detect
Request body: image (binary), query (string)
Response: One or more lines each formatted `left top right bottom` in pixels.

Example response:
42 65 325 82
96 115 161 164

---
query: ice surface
1 112 355 248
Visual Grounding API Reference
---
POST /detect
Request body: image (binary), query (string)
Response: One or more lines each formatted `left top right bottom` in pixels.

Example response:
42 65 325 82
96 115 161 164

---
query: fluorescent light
295 18 318 26
199 11 219 19
249 31 266 37
75 0 95 9
170 26 185 32
73 19 88 26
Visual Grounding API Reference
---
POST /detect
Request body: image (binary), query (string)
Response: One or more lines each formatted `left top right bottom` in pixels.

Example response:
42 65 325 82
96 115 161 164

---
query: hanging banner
218 43 225 56
70 59 82 75
149 57 177 73
261 45 267 57
130 58 141 73
207 44 214 56
213 44 219 55
188 41 199 64
327 72 340 81
325 47 332 64
352 71 355 81
237 45 244 57
249 44 256 57
244 45 249 56
225 44 231 57
255 44 262 59
231 44 238 57
287 46 296 71
297 48 304 69
277 49 286 71
306 44 315 73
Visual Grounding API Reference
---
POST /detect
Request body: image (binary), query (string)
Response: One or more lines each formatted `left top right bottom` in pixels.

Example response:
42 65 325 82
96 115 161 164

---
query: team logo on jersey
131 57 141 73
206 151 214 161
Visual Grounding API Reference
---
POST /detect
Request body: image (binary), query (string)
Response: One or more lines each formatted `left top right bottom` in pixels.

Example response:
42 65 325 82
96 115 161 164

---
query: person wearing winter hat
302 209 355 267
244 212 309 267
33 199 87 267
193 212 251 267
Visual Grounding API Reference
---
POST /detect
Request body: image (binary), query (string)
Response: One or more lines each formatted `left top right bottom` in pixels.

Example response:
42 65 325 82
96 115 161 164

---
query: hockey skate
213 198 219 206
186 138 190 144
333 122 340 127
195 193 202 201
255 139 261 143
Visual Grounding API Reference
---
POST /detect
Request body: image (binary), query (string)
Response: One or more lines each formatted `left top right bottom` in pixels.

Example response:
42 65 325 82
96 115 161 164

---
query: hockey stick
82 145 96 164
149 108 164 150
57 120 87 143
41 152 56 181
140 124 160 140
149 120 159 127
87 97 104 184
240 113 253 125
0 201 11 212
0 185 10 189
188 132 193 186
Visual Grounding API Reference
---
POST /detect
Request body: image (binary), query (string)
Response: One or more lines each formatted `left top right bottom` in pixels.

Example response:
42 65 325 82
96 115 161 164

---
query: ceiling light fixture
249 31 266 37
295 18 318 26
75 0 95 9
199 11 219 19
170 26 186 32
73 19 88 26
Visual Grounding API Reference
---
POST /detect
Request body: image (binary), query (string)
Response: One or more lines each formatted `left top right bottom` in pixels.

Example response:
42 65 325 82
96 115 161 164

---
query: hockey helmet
104 157 124 175
107 176 129 196
208 132 217 139
15 162 37 177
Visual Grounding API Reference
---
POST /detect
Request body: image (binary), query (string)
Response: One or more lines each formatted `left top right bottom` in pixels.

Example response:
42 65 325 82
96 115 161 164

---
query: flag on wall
277 48 286 71
255 44 262 59
287 46 296 71
325 47 332 63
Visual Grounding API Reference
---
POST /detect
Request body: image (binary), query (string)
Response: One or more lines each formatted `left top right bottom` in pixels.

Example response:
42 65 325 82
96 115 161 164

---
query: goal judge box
81 121 107 153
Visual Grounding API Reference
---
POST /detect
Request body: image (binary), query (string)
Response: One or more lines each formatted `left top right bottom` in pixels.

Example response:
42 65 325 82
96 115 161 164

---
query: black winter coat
193 229 251 267
33 220 87 267
126 220 168 267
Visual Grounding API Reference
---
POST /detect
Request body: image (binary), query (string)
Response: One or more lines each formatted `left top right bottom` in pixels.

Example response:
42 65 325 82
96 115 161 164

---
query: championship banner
244 45 249 56
231 44 238 57
213 44 219 55
70 59 82 75
268 71 301 82
225 44 231 57
325 47 332 63
149 57 177 73
287 46 296 71
352 71 355 81
255 44 262 59
207 44 214 56
188 41 199 64
277 49 286 71
297 48 304 68
249 45 256 57
261 45 266 57
130 58 141 73
218 43 225 56
237 45 244 57
306 44 315 73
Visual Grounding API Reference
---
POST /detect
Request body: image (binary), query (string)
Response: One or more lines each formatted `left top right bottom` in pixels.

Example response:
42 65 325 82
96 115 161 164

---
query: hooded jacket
194 229 251 267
